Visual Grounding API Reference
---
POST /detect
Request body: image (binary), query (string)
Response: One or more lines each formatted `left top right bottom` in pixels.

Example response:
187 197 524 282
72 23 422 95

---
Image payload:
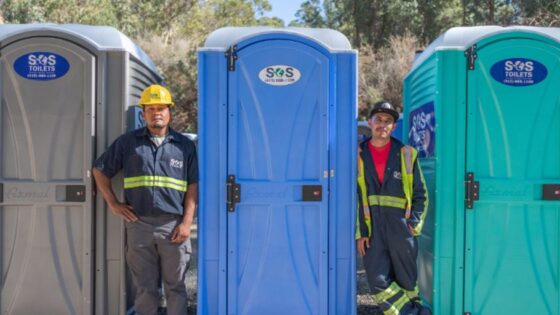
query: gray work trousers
125 214 191 315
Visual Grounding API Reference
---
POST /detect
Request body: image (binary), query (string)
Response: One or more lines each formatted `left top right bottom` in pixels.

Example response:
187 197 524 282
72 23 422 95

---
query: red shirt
368 140 392 183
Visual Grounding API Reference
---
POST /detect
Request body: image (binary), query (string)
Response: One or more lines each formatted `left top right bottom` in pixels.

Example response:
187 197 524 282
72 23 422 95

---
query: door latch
227 175 241 212
302 185 322 201
225 45 238 71
465 172 479 209
543 184 560 200
465 44 477 70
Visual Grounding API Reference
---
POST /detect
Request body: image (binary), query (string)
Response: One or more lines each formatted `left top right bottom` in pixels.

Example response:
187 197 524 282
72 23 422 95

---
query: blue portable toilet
403 26 560 315
198 27 357 315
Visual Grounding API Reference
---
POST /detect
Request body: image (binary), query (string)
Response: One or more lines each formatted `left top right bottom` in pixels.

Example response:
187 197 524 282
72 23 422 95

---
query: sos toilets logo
490 58 547 86
13 52 70 81
408 101 435 158
258 65 301 86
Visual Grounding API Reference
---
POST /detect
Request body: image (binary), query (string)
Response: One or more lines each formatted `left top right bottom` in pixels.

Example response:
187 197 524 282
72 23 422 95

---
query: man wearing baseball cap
356 100 430 315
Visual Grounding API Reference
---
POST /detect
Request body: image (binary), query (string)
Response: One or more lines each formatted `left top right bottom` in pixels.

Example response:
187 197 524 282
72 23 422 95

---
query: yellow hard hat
139 84 175 107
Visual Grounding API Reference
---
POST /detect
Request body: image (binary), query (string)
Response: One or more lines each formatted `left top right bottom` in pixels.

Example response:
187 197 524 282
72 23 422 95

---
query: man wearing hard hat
356 101 430 315
93 85 198 315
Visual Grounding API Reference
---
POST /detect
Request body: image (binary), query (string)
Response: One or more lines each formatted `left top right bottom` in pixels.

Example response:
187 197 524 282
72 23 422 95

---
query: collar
135 127 179 142
360 136 403 150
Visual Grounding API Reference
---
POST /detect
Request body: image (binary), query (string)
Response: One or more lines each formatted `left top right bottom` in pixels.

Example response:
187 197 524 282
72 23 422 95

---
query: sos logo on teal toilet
490 58 547 86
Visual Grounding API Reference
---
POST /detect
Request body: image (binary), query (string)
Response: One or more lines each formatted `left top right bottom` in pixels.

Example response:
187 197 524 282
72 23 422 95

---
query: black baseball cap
369 101 399 122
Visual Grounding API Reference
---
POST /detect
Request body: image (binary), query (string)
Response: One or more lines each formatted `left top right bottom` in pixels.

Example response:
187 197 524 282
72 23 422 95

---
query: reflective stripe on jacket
356 137 428 239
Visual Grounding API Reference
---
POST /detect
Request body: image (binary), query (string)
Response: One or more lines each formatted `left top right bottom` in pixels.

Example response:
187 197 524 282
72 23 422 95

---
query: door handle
0 183 3 203
543 184 560 200
56 185 86 202
302 185 322 201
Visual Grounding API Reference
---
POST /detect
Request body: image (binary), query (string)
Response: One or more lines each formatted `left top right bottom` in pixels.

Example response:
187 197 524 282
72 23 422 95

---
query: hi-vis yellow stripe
368 195 407 209
372 282 401 304
124 176 187 192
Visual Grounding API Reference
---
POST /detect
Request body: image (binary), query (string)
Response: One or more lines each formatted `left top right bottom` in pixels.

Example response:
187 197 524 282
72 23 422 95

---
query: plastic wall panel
403 54 438 308
197 50 229 315
330 53 357 315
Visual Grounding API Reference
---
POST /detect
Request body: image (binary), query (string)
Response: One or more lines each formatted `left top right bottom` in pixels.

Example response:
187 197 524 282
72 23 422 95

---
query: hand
171 222 191 244
407 223 415 236
109 202 138 222
356 237 370 257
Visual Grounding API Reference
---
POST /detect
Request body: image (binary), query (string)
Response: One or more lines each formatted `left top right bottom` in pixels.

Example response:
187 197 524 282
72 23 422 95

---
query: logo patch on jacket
170 159 183 169
393 171 402 179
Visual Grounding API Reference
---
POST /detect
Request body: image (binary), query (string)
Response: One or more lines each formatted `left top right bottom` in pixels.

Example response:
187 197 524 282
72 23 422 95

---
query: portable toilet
403 26 560 315
0 24 161 315
198 27 357 315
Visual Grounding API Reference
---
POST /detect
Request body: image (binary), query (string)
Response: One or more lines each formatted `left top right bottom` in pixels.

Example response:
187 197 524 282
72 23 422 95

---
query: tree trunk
487 0 495 24
352 0 361 47
462 0 467 24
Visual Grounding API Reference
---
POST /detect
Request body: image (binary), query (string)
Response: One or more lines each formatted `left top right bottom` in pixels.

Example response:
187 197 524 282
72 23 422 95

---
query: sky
264 0 304 25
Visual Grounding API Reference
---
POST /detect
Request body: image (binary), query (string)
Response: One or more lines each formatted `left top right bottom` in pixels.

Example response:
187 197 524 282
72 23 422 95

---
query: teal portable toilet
198 27 357 315
403 26 560 315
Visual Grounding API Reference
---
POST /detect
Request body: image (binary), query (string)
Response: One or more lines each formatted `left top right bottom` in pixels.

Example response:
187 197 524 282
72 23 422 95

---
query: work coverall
357 137 429 315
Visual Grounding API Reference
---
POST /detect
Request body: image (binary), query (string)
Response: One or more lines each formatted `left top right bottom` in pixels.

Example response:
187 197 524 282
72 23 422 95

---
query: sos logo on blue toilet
13 52 70 81
490 58 547 86
258 65 301 86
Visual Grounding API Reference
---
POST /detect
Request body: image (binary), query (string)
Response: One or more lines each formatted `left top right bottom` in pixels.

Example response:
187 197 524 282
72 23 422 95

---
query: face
142 104 171 130
368 112 396 140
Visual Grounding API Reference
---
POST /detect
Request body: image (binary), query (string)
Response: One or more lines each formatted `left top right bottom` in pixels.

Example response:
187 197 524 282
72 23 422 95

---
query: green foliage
293 0 325 27
1 0 118 25
111 0 197 39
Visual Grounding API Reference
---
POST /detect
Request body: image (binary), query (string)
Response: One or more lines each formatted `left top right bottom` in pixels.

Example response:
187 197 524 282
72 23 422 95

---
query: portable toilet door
403 26 560 315
0 32 95 315
228 35 331 315
198 27 357 315
463 28 560 315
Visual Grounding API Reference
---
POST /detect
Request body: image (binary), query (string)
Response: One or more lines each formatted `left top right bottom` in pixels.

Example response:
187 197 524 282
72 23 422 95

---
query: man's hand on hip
109 202 138 222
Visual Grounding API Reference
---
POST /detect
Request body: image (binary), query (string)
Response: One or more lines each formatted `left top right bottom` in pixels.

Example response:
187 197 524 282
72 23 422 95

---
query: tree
0 0 281 132
292 0 325 27
1 0 118 25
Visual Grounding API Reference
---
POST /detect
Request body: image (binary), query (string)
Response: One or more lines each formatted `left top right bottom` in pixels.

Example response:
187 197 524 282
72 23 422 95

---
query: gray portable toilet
0 24 161 315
